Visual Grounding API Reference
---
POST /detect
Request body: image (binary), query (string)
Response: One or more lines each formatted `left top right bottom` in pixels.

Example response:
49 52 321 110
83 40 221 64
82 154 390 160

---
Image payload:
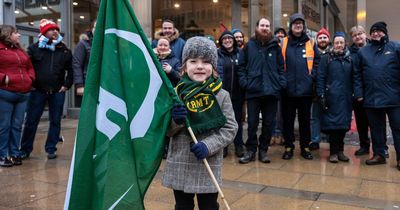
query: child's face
186 58 213 82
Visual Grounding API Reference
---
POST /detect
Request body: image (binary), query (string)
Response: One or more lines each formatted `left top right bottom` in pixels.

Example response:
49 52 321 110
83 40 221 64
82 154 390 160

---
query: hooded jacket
0 42 35 93
237 36 286 99
357 36 400 108
217 30 245 100
151 28 186 62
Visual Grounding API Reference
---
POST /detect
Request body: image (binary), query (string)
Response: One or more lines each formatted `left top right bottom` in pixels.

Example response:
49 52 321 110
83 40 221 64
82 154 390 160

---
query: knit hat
333 31 346 40
182 36 218 69
274 27 287 36
370 21 387 35
39 19 60 34
290 13 305 25
231 28 242 35
317 28 330 39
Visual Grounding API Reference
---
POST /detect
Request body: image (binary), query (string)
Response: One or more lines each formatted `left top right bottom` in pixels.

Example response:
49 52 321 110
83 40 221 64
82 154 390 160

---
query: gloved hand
319 95 329 111
172 103 187 125
190 142 209 160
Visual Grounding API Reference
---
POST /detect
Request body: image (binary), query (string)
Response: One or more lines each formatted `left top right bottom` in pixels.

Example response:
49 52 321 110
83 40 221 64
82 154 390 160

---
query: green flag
64 0 179 209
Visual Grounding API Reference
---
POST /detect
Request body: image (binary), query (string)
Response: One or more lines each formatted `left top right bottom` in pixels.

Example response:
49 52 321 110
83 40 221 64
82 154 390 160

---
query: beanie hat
231 28 242 35
39 19 60 35
274 27 287 36
182 36 218 69
218 30 237 49
370 21 387 35
290 13 305 25
333 31 346 40
317 28 330 39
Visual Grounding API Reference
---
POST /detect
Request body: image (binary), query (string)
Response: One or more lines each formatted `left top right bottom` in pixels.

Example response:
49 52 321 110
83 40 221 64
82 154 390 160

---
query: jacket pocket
247 71 263 93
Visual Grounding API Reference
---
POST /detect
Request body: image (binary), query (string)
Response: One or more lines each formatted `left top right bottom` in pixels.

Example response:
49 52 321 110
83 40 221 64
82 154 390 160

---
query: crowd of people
1 13 400 210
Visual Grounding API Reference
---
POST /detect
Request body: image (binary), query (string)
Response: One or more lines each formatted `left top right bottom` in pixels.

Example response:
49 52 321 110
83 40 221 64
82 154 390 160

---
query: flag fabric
219 22 228 32
64 0 179 209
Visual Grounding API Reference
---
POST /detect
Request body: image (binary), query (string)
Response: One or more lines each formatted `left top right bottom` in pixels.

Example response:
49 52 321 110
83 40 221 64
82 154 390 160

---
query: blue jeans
0 89 30 158
366 107 400 161
246 96 278 152
21 90 65 154
310 101 321 143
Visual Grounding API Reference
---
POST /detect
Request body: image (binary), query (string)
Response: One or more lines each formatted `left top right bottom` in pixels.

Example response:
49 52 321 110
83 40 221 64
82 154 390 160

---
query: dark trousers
282 96 313 150
21 90 65 154
173 190 219 210
326 129 347 155
353 100 370 149
232 97 245 147
246 96 278 152
366 107 400 160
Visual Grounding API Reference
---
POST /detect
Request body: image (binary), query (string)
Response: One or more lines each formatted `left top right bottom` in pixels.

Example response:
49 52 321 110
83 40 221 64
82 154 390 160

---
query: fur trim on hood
154 28 181 42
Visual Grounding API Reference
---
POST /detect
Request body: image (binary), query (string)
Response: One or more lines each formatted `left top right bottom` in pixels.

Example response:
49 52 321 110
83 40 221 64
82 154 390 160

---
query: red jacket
0 42 35 93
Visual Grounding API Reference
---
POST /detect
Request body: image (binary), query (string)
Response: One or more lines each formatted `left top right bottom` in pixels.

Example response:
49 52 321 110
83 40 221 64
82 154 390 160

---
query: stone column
130 0 152 39
356 0 366 28
2 0 15 26
232 0 241 30
272 0 282 29
249 0 259 36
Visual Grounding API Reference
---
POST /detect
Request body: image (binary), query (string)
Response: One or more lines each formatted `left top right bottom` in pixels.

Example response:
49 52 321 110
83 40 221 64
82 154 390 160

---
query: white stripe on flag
105 28 162 140
108 184 134 210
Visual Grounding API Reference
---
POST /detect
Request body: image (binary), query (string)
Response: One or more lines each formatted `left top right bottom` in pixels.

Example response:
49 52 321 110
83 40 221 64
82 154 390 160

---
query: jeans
173 190 219 210
366 107 400 161
21 90 65 154
310 101 321 143
232 97 245 147
246 96 278 152
0 89 30 158
282 96 313 150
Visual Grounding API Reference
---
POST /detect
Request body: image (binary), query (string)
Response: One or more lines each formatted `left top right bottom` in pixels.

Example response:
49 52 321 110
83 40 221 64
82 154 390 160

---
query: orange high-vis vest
281 36 315 75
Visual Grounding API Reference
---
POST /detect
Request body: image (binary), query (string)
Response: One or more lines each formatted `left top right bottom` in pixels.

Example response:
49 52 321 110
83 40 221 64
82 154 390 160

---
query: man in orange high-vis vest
280 13 320 161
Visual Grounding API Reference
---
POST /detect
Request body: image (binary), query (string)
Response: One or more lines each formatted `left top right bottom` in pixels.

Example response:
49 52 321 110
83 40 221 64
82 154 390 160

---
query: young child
162 36 238 210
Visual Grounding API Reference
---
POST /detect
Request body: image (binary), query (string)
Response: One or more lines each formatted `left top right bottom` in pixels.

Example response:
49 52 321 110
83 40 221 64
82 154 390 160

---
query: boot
338 152 349 162
239 151 255 164
282 148 293 160
329 154 339 163
258 150 271 163
354 147 369 156
301 148 313 160
365 155 386 165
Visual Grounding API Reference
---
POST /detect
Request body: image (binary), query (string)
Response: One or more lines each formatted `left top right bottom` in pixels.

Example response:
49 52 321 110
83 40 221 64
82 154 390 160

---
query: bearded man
237 18 287 164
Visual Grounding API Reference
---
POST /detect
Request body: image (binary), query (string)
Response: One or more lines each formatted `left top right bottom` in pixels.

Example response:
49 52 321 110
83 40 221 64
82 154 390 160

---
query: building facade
1 0 398 116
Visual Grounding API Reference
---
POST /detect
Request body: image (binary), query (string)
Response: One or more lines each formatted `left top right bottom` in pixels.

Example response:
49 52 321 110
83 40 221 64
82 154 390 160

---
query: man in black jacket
237 18 286 164
357 21 400 170
20 19 73 159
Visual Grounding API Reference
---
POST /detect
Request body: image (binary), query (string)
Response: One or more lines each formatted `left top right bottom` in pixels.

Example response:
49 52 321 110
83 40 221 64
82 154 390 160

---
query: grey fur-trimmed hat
182 36 218 69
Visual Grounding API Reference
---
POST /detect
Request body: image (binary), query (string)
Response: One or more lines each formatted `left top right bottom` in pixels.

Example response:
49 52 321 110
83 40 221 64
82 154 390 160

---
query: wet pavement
0 119 399 210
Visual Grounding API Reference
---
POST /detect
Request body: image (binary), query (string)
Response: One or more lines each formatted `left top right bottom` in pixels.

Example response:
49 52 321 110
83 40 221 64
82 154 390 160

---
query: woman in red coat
0 25 35 167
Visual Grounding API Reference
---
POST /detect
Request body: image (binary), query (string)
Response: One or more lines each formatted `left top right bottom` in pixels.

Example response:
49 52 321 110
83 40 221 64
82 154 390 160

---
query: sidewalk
0 119 399 209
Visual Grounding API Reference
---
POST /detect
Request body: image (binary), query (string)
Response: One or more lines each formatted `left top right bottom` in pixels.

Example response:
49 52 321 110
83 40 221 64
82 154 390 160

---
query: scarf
153 48 171 60
38 34 63 51
176 74 227 134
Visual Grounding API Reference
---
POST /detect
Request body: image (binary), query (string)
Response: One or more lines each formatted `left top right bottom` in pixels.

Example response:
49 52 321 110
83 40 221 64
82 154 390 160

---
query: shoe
47 153 57 159
0 157 13 167
384 149 389 158
282 148 294 160
301 148 313 160
9 156 22 166
59 136 65 142
354 147 369 156
223 147 228 158
258 151 271 163
20 152 30 160
235 145 245 158
239 151 255 164
338 152 350 162
309 142 320 151
329 154 339 163
365 155 386 165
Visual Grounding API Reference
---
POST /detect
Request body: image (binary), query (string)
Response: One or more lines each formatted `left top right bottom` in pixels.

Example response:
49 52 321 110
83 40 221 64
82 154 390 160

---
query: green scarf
176 75 227 134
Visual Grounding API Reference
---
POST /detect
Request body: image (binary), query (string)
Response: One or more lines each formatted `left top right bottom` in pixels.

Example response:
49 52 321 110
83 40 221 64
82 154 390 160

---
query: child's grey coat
162 89 238 193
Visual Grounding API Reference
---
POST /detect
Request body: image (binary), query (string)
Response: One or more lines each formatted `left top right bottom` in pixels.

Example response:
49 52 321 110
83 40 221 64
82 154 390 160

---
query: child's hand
172 103 187 125
190 142 208 160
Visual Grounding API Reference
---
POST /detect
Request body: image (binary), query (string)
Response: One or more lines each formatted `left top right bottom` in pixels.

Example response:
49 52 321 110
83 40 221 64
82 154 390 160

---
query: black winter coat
157 52 181 86
28 42 73 92
284 33 320 97
357 37 400 108
73 39 91 87
317 49 362 131
217 47 245 100
237 37 286 99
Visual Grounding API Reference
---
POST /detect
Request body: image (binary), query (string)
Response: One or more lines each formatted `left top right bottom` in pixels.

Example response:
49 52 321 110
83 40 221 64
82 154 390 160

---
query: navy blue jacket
284 33 320 97
217 47 245 100
317 49 362 130
151 30 186 62
157 51 181 86
237 37 286 99
357 37 400 108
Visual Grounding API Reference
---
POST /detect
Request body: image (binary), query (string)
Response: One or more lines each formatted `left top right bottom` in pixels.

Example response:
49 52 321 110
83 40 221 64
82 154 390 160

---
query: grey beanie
182 36 218 69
